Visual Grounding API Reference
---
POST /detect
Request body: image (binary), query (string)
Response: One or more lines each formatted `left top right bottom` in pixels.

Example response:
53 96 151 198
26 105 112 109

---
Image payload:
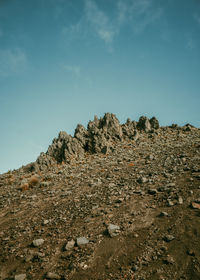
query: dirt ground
0 126 200 280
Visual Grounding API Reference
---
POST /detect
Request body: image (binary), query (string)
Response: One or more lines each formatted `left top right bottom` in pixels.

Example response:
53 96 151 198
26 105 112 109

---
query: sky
0 0 200 174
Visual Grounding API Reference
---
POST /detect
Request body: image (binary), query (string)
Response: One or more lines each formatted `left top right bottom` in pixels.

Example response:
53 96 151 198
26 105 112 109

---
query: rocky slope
0 113 200 280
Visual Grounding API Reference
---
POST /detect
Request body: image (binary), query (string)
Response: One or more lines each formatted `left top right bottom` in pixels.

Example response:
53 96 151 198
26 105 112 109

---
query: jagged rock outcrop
137 116 152 132
86 113 123 154
74 124 89 148
137 116 159 132
36 152 55 169
122 118 138 140
35 113 160 169
46 131 84 162
150 116 160 129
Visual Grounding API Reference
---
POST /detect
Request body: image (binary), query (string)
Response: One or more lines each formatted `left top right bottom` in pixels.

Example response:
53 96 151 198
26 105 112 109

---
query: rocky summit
0 113 200 280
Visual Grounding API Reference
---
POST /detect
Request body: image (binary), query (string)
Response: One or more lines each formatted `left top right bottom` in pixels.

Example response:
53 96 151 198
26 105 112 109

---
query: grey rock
14 274 26 280
43 219 49 225
76 237 89 246
167 199 174 207
137 177 148 184
46 272 60 279
107 224 120 237
65 239 75 250
178 196 183 204
159 211 169 217
32 238 44 247
163 235 175 242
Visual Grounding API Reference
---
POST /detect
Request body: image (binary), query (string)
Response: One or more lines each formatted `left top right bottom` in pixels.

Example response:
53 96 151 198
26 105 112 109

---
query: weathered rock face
36 152 55 169
86 113 123 154
74 124 89 148
46 131 84 163
137 116 152 132
150 117 159 129
35 113 160 169
137 116 160 132
122 118 137 140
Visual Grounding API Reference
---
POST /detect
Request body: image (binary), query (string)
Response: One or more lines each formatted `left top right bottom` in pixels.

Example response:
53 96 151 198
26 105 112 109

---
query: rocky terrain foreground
0 113 200 280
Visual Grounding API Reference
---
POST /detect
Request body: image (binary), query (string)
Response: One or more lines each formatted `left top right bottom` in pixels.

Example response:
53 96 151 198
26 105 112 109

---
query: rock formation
36 113 159 170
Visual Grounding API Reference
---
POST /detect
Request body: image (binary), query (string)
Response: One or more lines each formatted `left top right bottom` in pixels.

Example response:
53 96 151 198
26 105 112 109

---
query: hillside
0 113 200 280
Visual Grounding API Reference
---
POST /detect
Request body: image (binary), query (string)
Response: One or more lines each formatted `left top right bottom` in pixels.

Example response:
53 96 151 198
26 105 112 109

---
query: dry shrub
20 183 29 191
28 175 40 187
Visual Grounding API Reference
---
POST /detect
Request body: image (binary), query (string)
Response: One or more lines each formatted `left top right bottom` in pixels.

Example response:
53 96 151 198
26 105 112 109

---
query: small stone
163 255 175 264
178 196 183 204
46 272 60 279
132 265 138 271
65 239 75 250
166 183 176 188
32 238 44 247
107 224 120 237
163 235 175 242
79 262 88 269
167 199 174 207
137 177 148 184
159 211 169 217
191 202 200 209
25 254 34 262
148 189 157 195
14 274 26 280
76 237 89 246
187 249 195 256
43 220 49 225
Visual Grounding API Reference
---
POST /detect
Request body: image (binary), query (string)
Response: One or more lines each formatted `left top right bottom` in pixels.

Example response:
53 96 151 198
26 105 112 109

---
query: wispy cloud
62 0 163 48
62 22 81 35
63 64 81 76
84 0 117 44
117 0 163 33
194 13 200 26
0 48 27 77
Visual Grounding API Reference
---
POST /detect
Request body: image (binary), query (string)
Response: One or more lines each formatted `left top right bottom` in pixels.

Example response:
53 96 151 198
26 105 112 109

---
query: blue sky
0 0 200 173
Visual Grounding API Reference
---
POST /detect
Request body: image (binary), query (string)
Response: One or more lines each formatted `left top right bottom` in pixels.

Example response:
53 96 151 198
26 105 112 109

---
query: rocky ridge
0 113 200 280
35 113 159 170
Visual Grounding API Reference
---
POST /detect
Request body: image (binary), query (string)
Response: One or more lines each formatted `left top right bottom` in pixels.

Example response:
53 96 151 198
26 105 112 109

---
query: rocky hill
0 113 200 280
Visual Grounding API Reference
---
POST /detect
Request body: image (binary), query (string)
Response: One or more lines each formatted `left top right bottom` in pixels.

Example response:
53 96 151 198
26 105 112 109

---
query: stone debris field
0 113 200 280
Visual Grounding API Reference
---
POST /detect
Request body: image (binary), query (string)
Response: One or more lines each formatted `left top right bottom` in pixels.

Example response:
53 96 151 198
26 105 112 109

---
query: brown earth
0 123 200 280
